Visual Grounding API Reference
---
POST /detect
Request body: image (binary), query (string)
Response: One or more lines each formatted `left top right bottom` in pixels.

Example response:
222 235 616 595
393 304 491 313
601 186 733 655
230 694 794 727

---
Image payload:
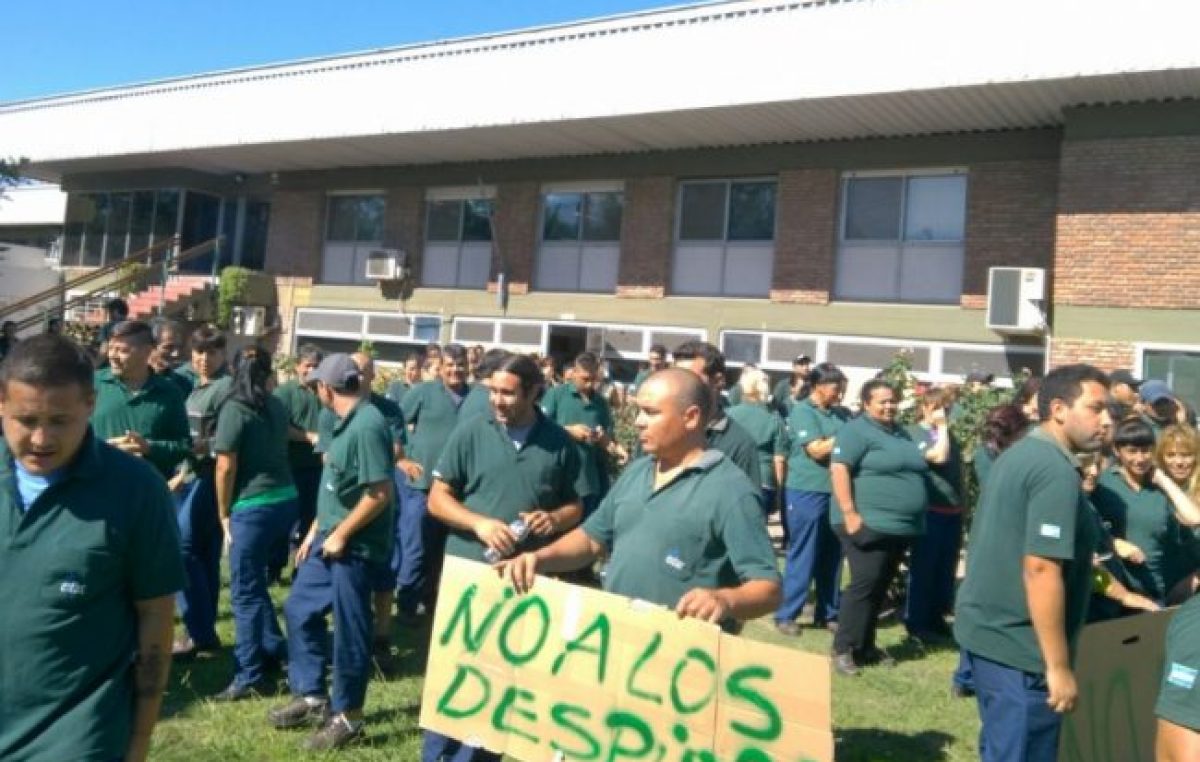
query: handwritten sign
419 557 834 762
1060 609 1176 762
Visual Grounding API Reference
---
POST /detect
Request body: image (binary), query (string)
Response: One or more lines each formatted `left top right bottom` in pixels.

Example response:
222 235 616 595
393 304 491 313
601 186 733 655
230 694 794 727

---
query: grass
150 576 980 761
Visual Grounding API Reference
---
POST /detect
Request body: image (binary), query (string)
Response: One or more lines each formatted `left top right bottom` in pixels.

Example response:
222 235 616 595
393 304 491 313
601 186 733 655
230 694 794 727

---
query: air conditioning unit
986 267 1046 335
231 305 266 336
365 248 406 280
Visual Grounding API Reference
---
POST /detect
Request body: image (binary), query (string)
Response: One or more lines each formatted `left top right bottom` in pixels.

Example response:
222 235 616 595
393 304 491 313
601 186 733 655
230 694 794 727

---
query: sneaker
832 652 860 677
268 696 330 729
303 713 364 751
774 621 802 637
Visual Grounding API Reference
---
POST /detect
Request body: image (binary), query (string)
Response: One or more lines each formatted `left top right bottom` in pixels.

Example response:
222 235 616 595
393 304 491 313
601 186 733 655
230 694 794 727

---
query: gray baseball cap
306 353 360 391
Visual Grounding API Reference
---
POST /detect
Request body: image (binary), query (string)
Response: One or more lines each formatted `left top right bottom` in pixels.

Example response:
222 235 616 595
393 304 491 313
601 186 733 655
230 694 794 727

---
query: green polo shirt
91 367 190 479
725 384 743 408
317 399 396 562
706 413 763 489
162 364 194 396
404 380 470 491
785 398 848 493
630 368 651 393
1091 468 1186 601
904 423 964 510
771 377 802 417
316 393 407 455
385 379 415 408
458 382 493 423
273 379 323 471
830 414 929 535
434 412 581 563
0 433 185 761
541 383 613 498
727 402 789 490
954 427 1100 673
582 451 778 619
213 396 297 511
1156 595 1200 730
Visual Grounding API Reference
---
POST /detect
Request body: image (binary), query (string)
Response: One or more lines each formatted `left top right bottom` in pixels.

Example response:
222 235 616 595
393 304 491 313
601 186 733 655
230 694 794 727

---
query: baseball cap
306 353 360 391
1139 379 1173 405
794 355 812 365
1109 369 1142 388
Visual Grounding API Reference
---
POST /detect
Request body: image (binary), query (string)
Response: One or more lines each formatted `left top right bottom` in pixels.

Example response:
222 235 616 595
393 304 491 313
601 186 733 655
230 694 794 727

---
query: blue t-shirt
506 423 534 450
14 462 63 511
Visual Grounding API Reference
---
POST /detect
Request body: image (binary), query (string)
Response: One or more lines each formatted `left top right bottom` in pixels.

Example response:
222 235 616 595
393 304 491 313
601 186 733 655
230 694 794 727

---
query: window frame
534 183 624 294
319 191 386 286
421 192 495 290
671 177 777 298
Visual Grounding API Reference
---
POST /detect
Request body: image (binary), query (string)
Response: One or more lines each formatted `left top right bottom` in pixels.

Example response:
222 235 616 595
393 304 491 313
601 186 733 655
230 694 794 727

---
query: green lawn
151 581 980 761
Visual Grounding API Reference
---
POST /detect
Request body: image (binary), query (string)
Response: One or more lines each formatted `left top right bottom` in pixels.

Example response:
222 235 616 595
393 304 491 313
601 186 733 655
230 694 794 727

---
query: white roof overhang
4 0 1200 182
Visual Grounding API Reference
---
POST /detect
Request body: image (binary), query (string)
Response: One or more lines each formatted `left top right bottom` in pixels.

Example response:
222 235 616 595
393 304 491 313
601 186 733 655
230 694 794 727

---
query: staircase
126 275 214 320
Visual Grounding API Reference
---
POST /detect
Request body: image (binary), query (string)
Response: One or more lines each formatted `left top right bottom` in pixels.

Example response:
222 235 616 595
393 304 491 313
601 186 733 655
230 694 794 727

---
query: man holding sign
502 367 780 629
423 352 584 762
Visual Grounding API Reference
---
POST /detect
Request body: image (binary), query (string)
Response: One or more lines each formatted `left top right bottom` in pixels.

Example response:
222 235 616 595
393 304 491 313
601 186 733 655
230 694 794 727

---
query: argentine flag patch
1168 663 1198 690
1039 523 1062 540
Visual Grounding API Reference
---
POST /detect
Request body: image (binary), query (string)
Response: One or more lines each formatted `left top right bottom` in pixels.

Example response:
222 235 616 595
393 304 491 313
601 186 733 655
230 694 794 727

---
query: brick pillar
961 159 1058 309
264 190 324 278
491 182 539 295
384 186 424 274
771 168 837 304
1049 338 1135 371
617 176 674 298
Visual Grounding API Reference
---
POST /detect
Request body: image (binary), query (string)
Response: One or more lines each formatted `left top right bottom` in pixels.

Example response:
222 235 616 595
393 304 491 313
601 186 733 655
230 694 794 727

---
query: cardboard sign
419 557 834 762
1059 609 1176 762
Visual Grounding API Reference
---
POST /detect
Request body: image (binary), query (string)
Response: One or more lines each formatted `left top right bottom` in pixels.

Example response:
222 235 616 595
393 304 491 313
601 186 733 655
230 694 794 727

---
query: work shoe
372 639 400 677
774 621 802 637
212 679 266 703
832 652 860 677
857 647 897 668
268 696 330 729
303 713 364 751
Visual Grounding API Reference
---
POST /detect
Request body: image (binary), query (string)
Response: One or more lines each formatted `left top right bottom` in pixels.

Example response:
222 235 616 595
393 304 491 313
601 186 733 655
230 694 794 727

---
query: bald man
504 368 780 630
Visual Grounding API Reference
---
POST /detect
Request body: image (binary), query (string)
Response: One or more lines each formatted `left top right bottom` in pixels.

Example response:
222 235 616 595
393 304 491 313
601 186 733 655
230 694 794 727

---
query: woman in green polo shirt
212 346 299 700
830 379 941 676
1091 417 1200 605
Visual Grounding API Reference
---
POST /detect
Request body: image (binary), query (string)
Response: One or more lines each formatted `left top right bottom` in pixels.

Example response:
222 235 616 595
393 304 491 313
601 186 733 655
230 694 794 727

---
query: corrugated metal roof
4 0 1200 180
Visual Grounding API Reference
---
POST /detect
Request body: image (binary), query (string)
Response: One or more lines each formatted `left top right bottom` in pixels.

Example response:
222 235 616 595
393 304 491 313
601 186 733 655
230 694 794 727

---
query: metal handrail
0 235 179 323
12 237 221 334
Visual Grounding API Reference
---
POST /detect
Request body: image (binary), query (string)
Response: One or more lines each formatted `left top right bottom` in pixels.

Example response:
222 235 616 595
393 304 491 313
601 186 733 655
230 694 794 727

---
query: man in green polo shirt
270 353 395 751
91 319 191 479
424 352 583 762
629 343 668 395
954 364 1111 762
504 368 780 631
541 351 627 515
670 340 762 489
274 344 325 570
385 352 422 408
0 334 185 761
771 354 811 417
1156 594 1200 760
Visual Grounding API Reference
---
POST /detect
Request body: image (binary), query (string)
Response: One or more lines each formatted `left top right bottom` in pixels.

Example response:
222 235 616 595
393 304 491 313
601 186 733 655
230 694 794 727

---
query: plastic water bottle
484 518 530 564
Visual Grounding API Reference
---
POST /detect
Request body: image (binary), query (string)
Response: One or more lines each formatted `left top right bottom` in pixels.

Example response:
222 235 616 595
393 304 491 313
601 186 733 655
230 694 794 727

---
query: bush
216 266 253 329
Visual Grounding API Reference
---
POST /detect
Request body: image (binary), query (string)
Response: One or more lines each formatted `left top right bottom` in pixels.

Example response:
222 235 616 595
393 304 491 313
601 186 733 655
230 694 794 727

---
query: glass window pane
844 177 902 240
61 225 84 265
82 193 108 266
462 200 493 242
582 192 623 241
722 332 763 365
326 197 358 242
904 175 966 241
426 200 462 242
153 190 180 245
728 182 776 241
354 195 385 242
542 193 582 241
105 192 132 263
678 182 727 241
128 191 155 255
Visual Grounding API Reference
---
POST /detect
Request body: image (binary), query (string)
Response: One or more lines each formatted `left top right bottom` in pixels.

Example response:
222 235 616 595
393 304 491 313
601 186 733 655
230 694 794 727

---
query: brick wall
263 190 323 278
1049 338 1135 371
771 168 837 304
492 182 539 295
384 186 424 274
617 176 674 298
1054 135 1200 309
961 159 1059 309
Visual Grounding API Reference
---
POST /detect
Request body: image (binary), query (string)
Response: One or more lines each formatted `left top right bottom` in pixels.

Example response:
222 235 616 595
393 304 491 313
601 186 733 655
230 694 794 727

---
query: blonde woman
1157 425 1200 603
727 366 788 512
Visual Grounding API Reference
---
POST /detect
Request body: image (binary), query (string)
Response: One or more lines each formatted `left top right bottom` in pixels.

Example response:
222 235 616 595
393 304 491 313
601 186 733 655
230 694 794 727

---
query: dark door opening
546 324 587 367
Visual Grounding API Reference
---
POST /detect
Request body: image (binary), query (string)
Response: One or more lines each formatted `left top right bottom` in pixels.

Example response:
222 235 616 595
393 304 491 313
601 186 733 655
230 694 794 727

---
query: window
60 190 181 268
672 179 775 297
1143 348 1200 416
422 197 493 289
535 189 622 293
835 171 967 304
320 194 386 285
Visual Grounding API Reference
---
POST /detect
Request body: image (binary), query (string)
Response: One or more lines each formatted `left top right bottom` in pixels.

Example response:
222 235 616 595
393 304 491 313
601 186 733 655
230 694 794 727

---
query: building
2 0 1198 404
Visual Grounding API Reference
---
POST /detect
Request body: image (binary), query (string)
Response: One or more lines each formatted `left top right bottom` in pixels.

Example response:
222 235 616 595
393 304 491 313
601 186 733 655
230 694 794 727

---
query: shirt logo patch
664 549 686 571
1168 663 1198 690
833 447 842 456
59 574 86 597
798 430 808 437
1040 523 1062 540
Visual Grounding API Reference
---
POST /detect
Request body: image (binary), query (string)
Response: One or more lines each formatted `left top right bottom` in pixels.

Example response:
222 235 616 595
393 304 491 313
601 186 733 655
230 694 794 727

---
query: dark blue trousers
904 510 963 635
175 475 222 648
395 484 445 615
285 532 377 713
776 489 842 625
229 499 296 687
421 731 503 762
968 651 1062 762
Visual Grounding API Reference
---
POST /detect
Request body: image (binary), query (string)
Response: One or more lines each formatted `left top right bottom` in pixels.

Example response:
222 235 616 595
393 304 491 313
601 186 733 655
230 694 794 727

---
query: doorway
546 324 588 367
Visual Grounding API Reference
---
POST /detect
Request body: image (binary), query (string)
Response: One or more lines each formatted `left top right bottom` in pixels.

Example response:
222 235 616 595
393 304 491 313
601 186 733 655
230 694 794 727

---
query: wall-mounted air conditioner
365 248 406 280
231 305 266 336
986 267 1046 335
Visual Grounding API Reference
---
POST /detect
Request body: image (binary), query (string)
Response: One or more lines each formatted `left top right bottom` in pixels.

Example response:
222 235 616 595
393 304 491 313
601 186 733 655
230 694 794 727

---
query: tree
0 156 29 200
